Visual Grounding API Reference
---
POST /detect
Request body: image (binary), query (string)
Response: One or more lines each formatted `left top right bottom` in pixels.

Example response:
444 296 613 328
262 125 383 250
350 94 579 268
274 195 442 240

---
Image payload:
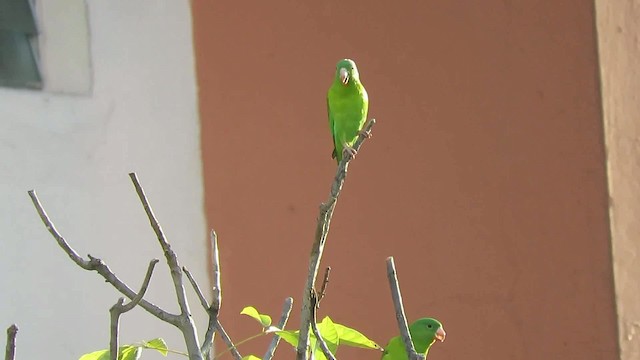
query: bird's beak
339 68 349 85
435 327 446 342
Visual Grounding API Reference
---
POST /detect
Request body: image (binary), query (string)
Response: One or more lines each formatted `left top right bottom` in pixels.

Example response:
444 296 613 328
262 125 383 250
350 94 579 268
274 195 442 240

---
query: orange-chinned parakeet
381 318 446 360
327 58 369 163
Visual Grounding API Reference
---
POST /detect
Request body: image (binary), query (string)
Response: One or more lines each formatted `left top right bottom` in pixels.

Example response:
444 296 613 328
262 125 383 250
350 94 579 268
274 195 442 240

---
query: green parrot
327 58 369 164
381 318 446 360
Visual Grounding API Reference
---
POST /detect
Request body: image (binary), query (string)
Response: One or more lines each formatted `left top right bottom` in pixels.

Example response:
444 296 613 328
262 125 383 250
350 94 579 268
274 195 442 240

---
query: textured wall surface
596 0 640 359
0 1 207 359
193 1 618 359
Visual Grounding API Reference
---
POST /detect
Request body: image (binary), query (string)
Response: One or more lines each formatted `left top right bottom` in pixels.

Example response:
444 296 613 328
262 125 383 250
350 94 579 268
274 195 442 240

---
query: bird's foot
359 129 372 139
343 146 358 160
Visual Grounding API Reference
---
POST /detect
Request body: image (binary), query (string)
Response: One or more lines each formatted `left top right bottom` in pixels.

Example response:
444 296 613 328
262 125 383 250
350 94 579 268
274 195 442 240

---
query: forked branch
29 173 207 360
27 190 179 325
110 259 159 360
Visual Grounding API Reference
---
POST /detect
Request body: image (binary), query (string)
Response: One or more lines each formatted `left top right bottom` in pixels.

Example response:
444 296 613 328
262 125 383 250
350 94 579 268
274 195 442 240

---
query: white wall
0 1 208 359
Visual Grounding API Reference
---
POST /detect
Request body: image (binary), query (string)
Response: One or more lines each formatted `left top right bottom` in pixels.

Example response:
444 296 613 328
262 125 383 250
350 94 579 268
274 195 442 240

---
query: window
0 0 42 89
0 0 91 94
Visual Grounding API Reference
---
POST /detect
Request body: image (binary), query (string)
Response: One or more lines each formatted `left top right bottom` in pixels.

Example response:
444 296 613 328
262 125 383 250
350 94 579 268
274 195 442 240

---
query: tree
7 118 432 360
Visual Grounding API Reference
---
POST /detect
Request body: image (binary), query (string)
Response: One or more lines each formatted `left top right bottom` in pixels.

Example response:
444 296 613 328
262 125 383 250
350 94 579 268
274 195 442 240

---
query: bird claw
343 146 357 159
359 129 372 139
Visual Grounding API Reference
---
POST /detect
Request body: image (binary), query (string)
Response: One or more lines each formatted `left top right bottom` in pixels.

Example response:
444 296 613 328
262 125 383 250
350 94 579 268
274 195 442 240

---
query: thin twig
184 267 209 309
27 190 179 326
128 173 203 360
386 257 421 360
122 259 159 311
297 119 376 359
263 297 294 360
215 321 242 360
310 292 336 360
110 259 159 360
317 267 331 307
211 230 221 311
200 230 221 359
28 190 90 268
5 324 18 360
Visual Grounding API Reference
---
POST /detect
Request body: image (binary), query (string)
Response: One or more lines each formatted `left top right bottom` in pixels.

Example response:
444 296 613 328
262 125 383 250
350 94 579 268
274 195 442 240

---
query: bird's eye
427 324 432 328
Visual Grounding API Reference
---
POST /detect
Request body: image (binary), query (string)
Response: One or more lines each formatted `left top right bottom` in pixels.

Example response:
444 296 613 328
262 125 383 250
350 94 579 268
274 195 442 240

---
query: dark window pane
0 0 37 34
0 30 41 88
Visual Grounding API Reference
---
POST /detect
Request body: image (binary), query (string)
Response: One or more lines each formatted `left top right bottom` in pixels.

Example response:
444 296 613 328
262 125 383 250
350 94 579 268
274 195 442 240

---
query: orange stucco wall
192 1 618 359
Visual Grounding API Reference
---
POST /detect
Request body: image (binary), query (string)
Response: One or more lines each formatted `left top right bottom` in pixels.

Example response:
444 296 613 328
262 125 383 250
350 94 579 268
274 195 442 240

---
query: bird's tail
331 148 342 164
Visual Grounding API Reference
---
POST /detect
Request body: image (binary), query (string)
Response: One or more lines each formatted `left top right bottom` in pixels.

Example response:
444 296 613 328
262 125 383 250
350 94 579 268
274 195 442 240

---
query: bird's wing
327 94 338 159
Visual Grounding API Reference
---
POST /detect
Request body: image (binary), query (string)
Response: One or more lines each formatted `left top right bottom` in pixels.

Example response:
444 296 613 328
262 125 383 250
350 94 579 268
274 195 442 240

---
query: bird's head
410 317 446 344
335 58 360 86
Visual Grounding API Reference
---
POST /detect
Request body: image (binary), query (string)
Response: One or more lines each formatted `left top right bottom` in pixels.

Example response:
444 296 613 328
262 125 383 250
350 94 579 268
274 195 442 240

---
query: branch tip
263 297 295 360
386 257 419 360
5 324 18 360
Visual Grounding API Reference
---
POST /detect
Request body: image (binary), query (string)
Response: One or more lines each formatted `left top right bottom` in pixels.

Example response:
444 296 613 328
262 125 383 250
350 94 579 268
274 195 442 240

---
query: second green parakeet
381 318 446 360
327 58 369 164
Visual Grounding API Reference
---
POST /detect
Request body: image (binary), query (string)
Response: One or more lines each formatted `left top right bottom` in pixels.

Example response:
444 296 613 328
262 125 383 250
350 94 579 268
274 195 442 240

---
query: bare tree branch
110 259 159 360
122 259 160 311
128 173 202 360
5 325 17 360
215 321 242 360
317 267 331 307
201 230 221 358
29 180 221 360
186 230 222 359
184 267 209 309
297 118 376 359
27 190 180 326
183 265 215 359
386 257 422 360
263 297 294 360
211 230 221 312
309 292 336 360
201 323 215 360
28 190 91 269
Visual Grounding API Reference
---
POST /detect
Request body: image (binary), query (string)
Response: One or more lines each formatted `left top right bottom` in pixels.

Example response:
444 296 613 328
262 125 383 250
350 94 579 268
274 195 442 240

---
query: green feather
381 318 446 360
327 59 369 164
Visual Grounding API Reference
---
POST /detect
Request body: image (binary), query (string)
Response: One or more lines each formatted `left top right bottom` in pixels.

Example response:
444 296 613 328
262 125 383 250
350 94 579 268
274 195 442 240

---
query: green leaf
242 356 261 360
308 316 339 360
143 338 168 356
119 346 142 360
334 323 381 350
317 316 339 354
240 306 272 328
275 329 300 348
274 318 379 358
79 346 142 360
79 349 109 360
308 336 325 360
312 346 327 360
